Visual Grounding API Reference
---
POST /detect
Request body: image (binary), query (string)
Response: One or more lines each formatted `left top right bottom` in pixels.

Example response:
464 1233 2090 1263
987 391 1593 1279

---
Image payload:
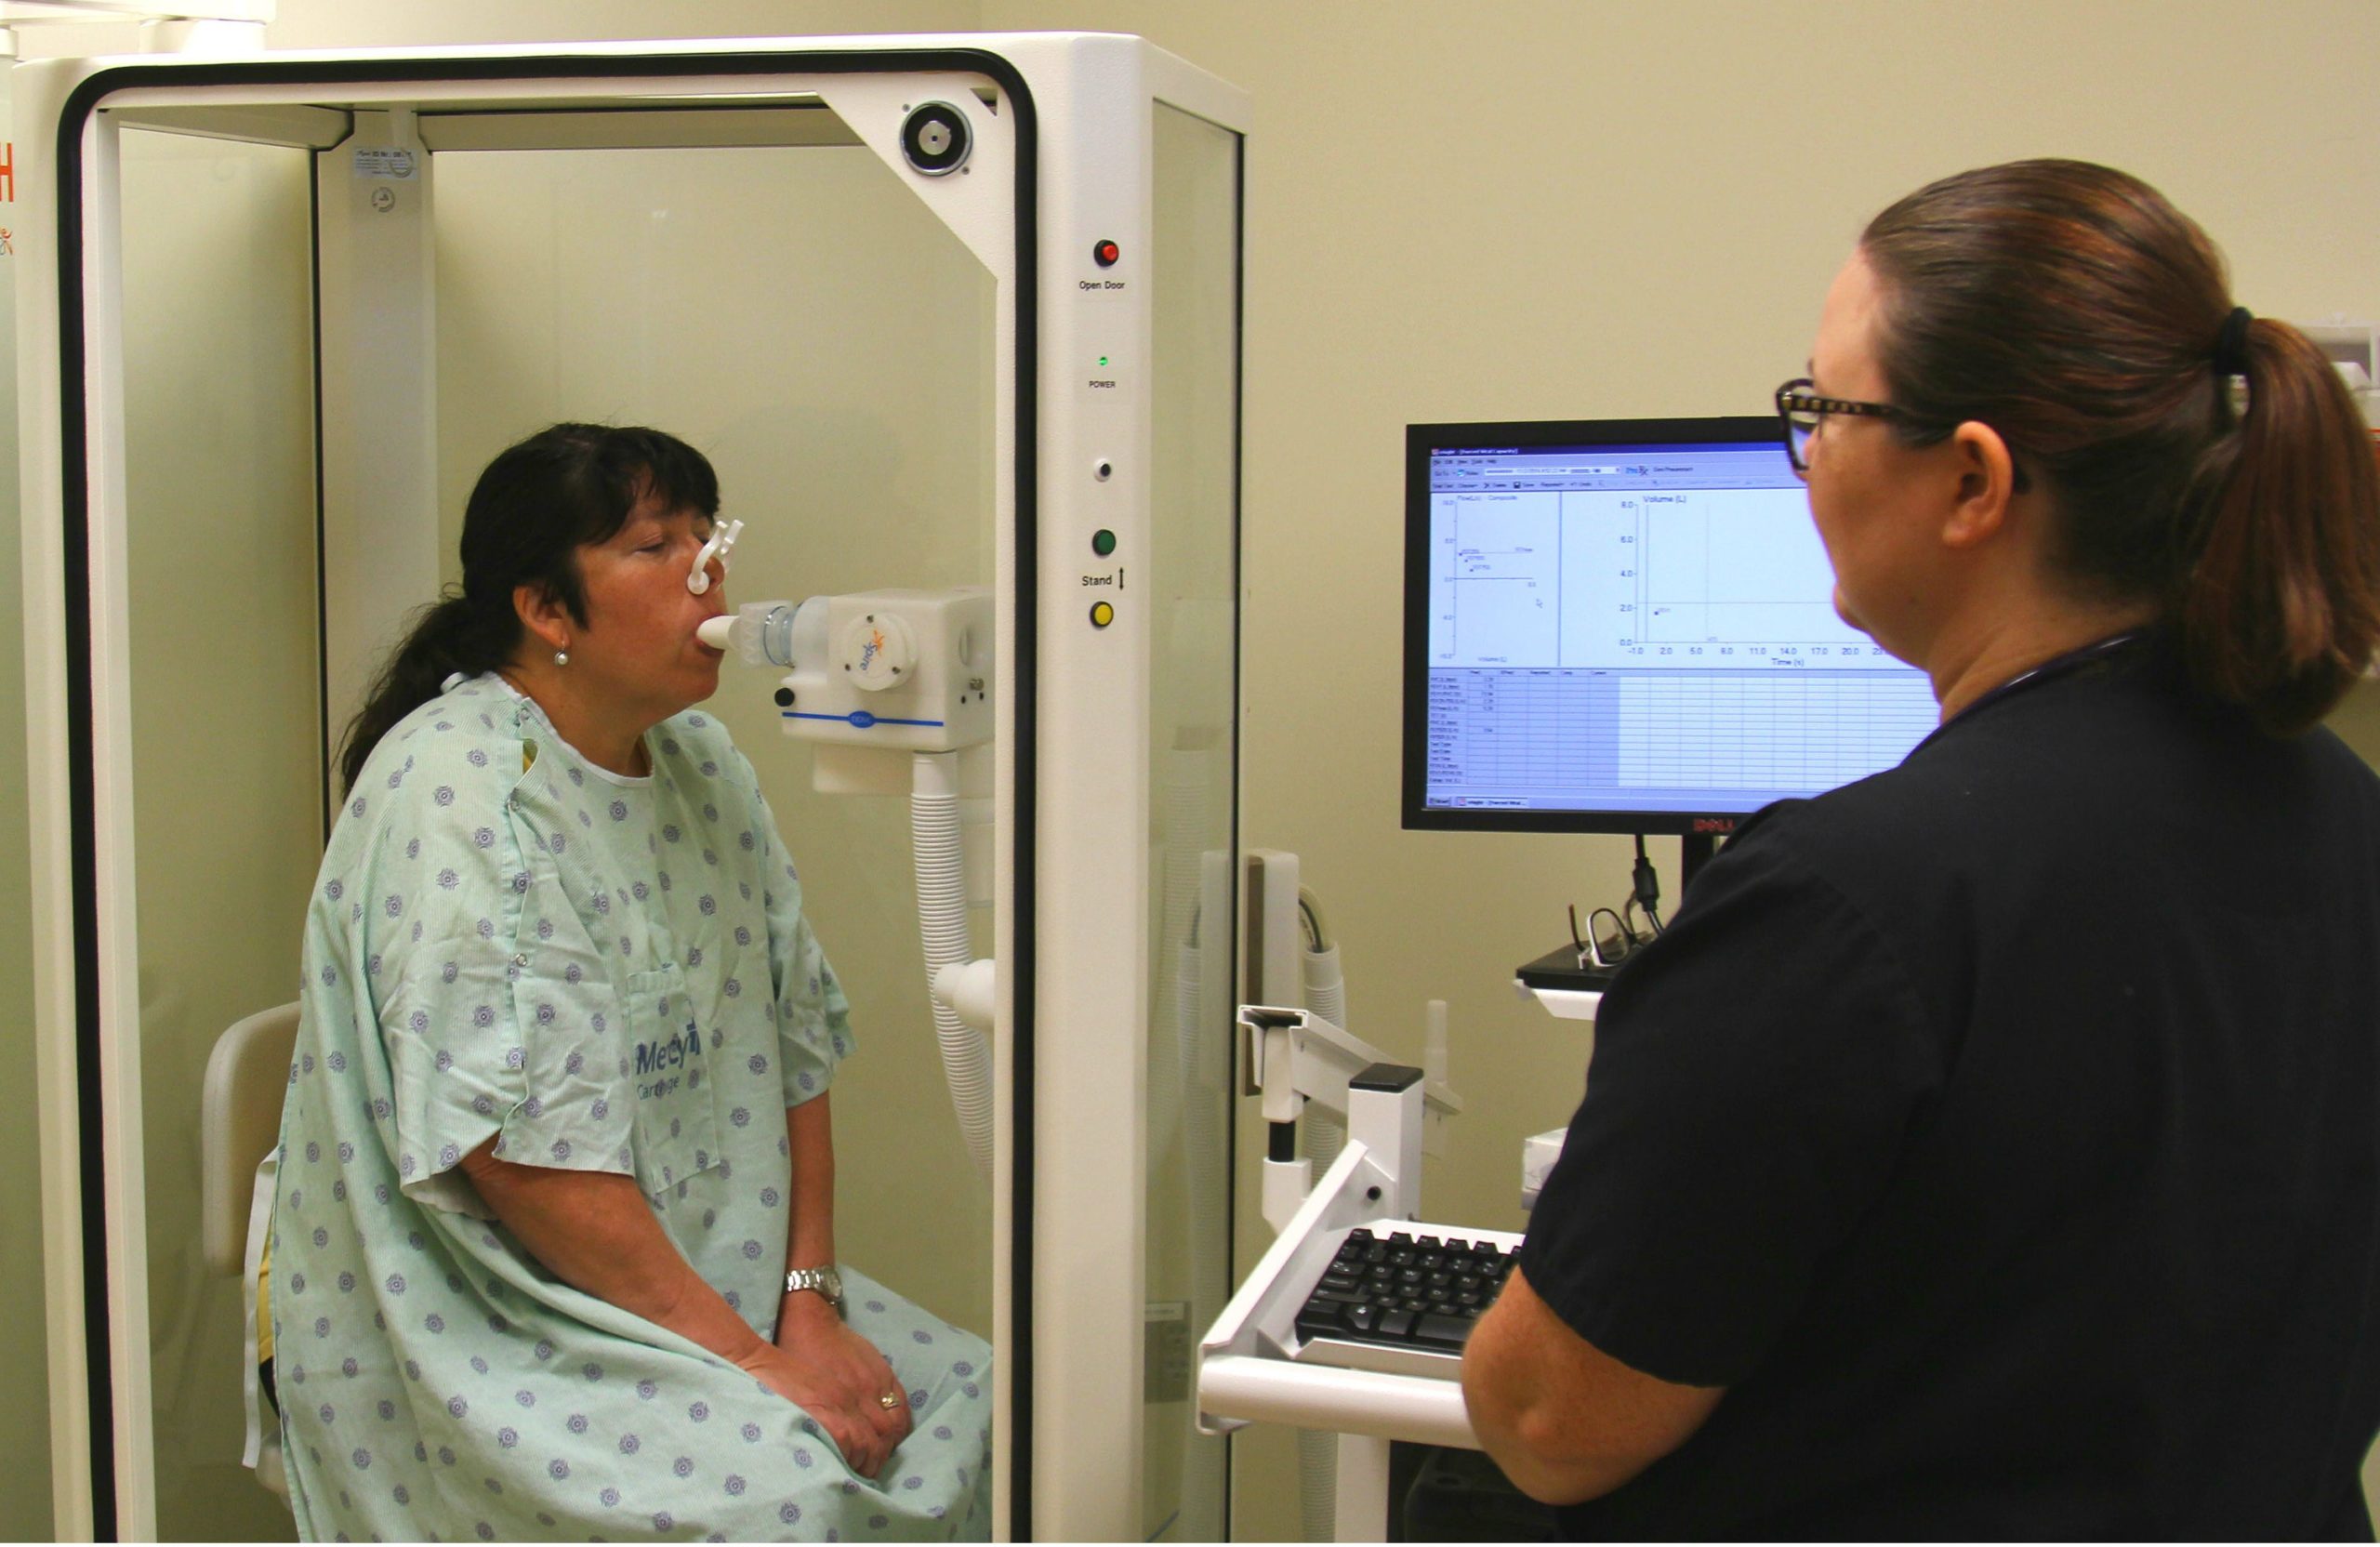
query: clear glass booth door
111 101 998 1541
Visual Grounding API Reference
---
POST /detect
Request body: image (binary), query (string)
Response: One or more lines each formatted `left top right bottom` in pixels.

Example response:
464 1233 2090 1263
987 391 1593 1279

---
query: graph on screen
1408 425 1941 829
1430 486 1903 670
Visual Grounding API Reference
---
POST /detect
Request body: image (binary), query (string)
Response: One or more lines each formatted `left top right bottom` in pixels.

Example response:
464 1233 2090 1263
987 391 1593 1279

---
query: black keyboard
1289 1224 1523 1380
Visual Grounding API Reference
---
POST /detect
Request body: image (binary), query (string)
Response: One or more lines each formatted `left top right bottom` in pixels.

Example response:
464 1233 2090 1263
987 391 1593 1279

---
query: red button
1093 240 1120 268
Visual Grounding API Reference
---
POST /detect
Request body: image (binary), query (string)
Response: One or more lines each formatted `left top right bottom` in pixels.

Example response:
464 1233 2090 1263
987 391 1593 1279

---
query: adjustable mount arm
1238 1004 1461 1234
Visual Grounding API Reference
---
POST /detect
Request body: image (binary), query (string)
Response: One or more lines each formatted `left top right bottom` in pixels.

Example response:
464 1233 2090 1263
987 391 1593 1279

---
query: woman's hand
735 1295 913 1478
456 1139 916 1476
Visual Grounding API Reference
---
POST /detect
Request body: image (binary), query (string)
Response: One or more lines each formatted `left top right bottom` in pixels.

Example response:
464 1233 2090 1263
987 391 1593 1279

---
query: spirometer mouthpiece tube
697 602 797 667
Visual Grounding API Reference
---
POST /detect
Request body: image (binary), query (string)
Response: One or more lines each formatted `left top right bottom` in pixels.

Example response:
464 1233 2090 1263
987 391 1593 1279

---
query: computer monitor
1403 416 1939 837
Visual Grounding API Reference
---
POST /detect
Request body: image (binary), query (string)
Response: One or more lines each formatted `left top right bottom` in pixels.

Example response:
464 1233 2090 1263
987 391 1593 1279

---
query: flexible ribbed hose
913 752 992 1181
1304 945 1345 1034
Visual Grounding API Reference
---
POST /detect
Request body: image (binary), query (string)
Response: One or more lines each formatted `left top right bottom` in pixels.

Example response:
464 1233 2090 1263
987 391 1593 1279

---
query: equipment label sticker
353 149 418 179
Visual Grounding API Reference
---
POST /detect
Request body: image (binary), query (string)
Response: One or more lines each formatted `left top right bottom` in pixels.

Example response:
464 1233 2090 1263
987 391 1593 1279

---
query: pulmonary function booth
0 2 2375 1542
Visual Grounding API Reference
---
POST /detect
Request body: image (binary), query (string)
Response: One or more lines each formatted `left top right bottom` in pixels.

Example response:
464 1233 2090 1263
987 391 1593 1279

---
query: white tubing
913 751 993 1181
931 959 997 1033
1303 943 1346 1032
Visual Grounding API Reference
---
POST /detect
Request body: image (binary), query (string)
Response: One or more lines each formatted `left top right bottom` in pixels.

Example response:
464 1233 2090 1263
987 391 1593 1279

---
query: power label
1079 346 1135 403
353 148 418 180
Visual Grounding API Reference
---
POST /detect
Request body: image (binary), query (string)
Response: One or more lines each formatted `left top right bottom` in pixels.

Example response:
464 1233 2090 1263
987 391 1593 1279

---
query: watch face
817 1265 844 1301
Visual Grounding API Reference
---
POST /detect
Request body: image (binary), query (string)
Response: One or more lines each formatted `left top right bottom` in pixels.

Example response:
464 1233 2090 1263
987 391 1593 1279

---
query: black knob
773 688 795 707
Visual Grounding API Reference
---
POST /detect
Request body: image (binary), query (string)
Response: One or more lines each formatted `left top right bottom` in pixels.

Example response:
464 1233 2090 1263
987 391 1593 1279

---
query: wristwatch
785 1263 846 1316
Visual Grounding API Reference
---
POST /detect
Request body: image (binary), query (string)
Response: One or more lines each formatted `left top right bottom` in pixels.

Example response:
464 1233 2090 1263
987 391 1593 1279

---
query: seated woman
271 423 990 1541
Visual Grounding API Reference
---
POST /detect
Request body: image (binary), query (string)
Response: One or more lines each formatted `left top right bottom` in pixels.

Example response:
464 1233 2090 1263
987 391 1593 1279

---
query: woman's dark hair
337 423 720 793
1859 158 2380 735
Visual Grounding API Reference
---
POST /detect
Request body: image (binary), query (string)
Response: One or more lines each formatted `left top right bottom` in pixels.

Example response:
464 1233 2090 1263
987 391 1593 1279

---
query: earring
554 649 569 667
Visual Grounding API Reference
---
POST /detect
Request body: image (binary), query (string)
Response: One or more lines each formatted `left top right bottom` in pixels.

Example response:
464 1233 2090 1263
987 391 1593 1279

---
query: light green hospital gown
273 675 991 1542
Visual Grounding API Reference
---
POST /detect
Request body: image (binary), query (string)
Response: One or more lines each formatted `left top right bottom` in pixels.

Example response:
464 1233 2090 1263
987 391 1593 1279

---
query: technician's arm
1461 1263 1724 1505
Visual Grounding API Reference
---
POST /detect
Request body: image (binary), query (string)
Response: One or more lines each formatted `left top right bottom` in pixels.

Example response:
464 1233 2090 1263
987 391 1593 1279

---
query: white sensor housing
780 586 993 753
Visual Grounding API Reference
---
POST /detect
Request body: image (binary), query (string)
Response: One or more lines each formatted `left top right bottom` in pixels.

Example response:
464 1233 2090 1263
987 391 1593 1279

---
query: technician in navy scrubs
1462 158 2380 1538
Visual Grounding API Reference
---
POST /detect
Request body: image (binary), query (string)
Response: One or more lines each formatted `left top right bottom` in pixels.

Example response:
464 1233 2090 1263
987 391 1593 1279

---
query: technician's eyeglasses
1774 377 1911 475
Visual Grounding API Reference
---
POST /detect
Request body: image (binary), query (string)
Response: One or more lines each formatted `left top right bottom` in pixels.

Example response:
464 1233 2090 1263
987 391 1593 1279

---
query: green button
1091 528 1117 558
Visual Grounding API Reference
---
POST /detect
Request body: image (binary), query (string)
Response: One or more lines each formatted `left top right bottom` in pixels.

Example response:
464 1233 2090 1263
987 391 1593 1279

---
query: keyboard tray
1289 1223 1524 1382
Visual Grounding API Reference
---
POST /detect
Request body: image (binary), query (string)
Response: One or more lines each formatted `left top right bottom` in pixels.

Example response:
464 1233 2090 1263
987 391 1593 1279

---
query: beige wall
11 0 2376 1538
978 0 2380 1225
972 3 2380 1534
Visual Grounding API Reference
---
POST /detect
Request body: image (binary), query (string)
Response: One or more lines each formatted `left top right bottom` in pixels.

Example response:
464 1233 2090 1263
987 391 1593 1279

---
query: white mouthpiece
696 615 736 650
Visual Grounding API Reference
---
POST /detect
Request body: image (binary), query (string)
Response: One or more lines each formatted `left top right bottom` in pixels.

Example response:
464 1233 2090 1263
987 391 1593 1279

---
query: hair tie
2212 305 2254 377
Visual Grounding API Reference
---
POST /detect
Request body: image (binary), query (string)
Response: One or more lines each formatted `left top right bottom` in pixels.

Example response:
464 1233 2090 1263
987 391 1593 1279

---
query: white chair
201 1001 299 1498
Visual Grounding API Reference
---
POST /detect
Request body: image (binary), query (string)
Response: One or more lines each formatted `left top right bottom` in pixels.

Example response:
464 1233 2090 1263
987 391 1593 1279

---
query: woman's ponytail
2178 320 2380 736
336 589 516 795
1861 160 2380 737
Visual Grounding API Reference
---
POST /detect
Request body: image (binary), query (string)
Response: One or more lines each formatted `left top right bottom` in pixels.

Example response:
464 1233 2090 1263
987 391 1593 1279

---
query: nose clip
687 519 744 596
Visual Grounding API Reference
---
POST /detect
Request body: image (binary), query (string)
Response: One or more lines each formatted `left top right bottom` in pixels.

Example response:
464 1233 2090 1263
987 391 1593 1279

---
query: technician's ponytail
333 421 721 795
1862 159 2380 736
2177 319 2380 736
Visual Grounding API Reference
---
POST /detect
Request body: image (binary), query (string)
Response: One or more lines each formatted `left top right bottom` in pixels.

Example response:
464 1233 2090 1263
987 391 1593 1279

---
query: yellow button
1090 602 1115 628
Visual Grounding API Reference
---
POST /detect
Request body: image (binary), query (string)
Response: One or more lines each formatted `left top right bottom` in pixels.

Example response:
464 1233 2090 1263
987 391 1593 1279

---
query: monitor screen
1403 416 1939 835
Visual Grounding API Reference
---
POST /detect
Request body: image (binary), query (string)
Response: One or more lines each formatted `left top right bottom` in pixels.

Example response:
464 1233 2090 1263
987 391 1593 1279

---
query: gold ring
879 1390 903 1410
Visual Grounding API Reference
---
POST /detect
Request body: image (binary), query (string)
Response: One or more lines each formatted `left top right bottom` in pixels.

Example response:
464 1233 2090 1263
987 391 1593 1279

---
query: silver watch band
784 1263 845 1314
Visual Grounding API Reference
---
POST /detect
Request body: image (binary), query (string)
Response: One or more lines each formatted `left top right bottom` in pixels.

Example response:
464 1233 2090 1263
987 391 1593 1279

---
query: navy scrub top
1523 636 2380 1538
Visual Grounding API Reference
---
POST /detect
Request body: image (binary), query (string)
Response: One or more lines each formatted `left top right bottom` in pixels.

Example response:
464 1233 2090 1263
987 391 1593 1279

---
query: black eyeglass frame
1774 377 2032 493
1774 377 1928 473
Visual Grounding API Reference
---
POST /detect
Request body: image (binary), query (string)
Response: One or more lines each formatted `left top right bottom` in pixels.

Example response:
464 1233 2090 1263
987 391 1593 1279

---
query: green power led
1091 529 1117 557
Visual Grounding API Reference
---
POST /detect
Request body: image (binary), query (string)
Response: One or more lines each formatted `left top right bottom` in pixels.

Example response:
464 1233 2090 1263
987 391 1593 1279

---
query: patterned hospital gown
272 675 991 1541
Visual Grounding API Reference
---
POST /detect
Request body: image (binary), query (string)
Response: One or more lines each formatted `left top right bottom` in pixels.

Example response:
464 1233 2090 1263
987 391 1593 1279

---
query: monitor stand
1514 832 1723 993
1679 831 1718 892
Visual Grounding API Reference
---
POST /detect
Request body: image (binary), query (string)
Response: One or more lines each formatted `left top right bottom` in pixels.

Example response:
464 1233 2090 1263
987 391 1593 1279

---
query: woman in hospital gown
272 424 990 1541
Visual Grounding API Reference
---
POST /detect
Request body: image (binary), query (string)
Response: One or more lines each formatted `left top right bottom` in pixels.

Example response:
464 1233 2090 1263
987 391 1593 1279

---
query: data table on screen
1424 668 1937 808
1615 671 1939 791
